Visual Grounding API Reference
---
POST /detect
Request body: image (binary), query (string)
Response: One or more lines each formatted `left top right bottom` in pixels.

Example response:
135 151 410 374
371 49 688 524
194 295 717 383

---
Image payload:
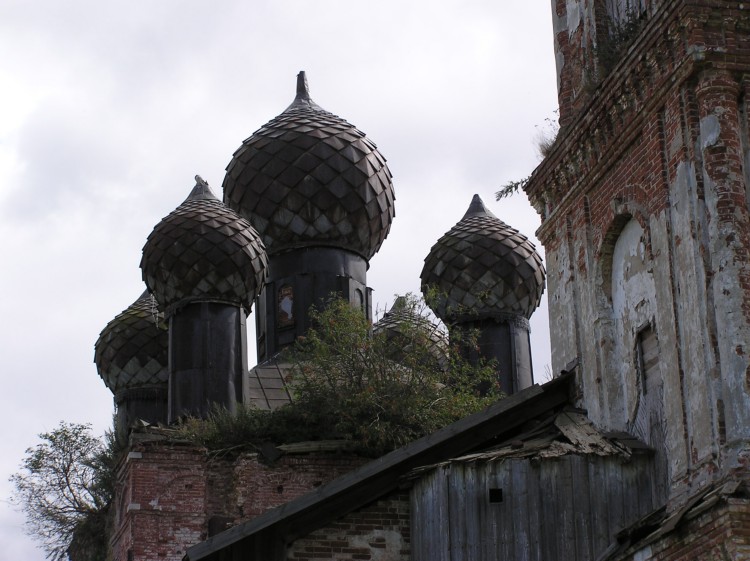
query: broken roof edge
598 477 750 561
184 372 574 561
405 408 641 478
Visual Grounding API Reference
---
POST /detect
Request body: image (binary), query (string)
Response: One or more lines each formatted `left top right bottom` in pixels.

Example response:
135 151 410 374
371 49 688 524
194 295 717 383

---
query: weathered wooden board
412 453 657 561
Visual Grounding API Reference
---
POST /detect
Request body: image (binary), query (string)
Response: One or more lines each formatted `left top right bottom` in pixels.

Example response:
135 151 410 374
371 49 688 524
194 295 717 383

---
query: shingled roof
421 194 545 321
141 176 268 316
223 71 395 260
94 290 168 393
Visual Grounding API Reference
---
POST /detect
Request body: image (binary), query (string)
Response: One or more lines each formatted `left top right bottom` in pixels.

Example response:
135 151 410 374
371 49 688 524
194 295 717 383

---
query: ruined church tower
525 0 750 517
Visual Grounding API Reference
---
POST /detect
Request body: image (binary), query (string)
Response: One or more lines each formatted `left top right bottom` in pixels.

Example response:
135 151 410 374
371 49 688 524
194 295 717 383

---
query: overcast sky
0 1 558 557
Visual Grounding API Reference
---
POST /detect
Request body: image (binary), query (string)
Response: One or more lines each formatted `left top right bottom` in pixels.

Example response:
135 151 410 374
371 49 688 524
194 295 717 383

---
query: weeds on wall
496 176 530 200
533 112 560 159
596 7 648 79
496 110 559 201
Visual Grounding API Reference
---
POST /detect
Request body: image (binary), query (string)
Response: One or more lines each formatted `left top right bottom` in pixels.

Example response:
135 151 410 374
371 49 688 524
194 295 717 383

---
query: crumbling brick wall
527 0 750 506
615 498 750 560
111 437 369 561
286 493 411 561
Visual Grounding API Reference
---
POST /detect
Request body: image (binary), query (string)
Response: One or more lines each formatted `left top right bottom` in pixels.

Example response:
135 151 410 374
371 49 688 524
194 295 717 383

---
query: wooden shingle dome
420 195 545 321
223 71 395 260
140 176 268 315
94 291 168 393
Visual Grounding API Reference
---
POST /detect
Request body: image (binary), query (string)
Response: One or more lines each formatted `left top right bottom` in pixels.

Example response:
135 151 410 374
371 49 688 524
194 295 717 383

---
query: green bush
178 294 502 456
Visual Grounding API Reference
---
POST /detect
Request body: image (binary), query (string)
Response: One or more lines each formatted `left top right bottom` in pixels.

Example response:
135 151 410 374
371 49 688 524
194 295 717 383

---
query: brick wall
616 498 750 560
552 0 667 127
112 444 207 561
286 493 410 561
231 452 369 520
111 436 369 561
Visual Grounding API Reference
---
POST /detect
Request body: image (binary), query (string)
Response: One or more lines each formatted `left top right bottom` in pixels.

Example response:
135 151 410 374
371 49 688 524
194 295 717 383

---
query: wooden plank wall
411 455 656 561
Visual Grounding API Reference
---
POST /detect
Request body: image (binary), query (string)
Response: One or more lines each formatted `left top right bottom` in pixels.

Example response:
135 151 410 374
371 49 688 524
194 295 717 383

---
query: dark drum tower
141 176 268 421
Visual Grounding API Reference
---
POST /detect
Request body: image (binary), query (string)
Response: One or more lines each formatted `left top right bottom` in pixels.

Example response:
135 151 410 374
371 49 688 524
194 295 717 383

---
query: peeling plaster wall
611 219 655 424
552 0 668 126
605 0 648 24
668 160 716 474
528 0 750 505
546 239 578 370
539 92 747 495
697 73 750 460
648 209 687 482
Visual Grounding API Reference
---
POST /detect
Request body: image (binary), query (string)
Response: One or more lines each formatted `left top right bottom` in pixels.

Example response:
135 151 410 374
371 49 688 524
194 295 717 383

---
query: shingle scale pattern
94 292 168 392
421 196 545 321
141 180 268 314
223 78 395 260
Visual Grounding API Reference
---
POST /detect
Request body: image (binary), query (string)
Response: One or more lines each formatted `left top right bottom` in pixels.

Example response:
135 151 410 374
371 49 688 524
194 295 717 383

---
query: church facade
94 1 750 559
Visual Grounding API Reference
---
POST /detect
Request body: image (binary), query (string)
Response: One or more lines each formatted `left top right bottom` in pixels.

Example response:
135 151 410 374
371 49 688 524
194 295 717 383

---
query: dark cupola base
254 246 370 361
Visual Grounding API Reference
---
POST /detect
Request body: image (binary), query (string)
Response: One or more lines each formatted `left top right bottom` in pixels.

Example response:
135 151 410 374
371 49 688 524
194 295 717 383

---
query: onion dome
374 296 448 366
140 176 268 315
94 290 168 393
420 195 545 321
223 71 395 260
374 296 448 349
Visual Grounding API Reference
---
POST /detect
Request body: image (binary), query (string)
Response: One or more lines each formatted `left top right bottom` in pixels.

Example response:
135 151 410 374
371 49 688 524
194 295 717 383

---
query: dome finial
296 70 310 101
462 194 497 220
186 174 218 202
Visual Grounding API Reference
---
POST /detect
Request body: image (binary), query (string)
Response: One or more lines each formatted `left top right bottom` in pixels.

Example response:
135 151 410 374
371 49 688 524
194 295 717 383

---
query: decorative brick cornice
526 0 750 244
